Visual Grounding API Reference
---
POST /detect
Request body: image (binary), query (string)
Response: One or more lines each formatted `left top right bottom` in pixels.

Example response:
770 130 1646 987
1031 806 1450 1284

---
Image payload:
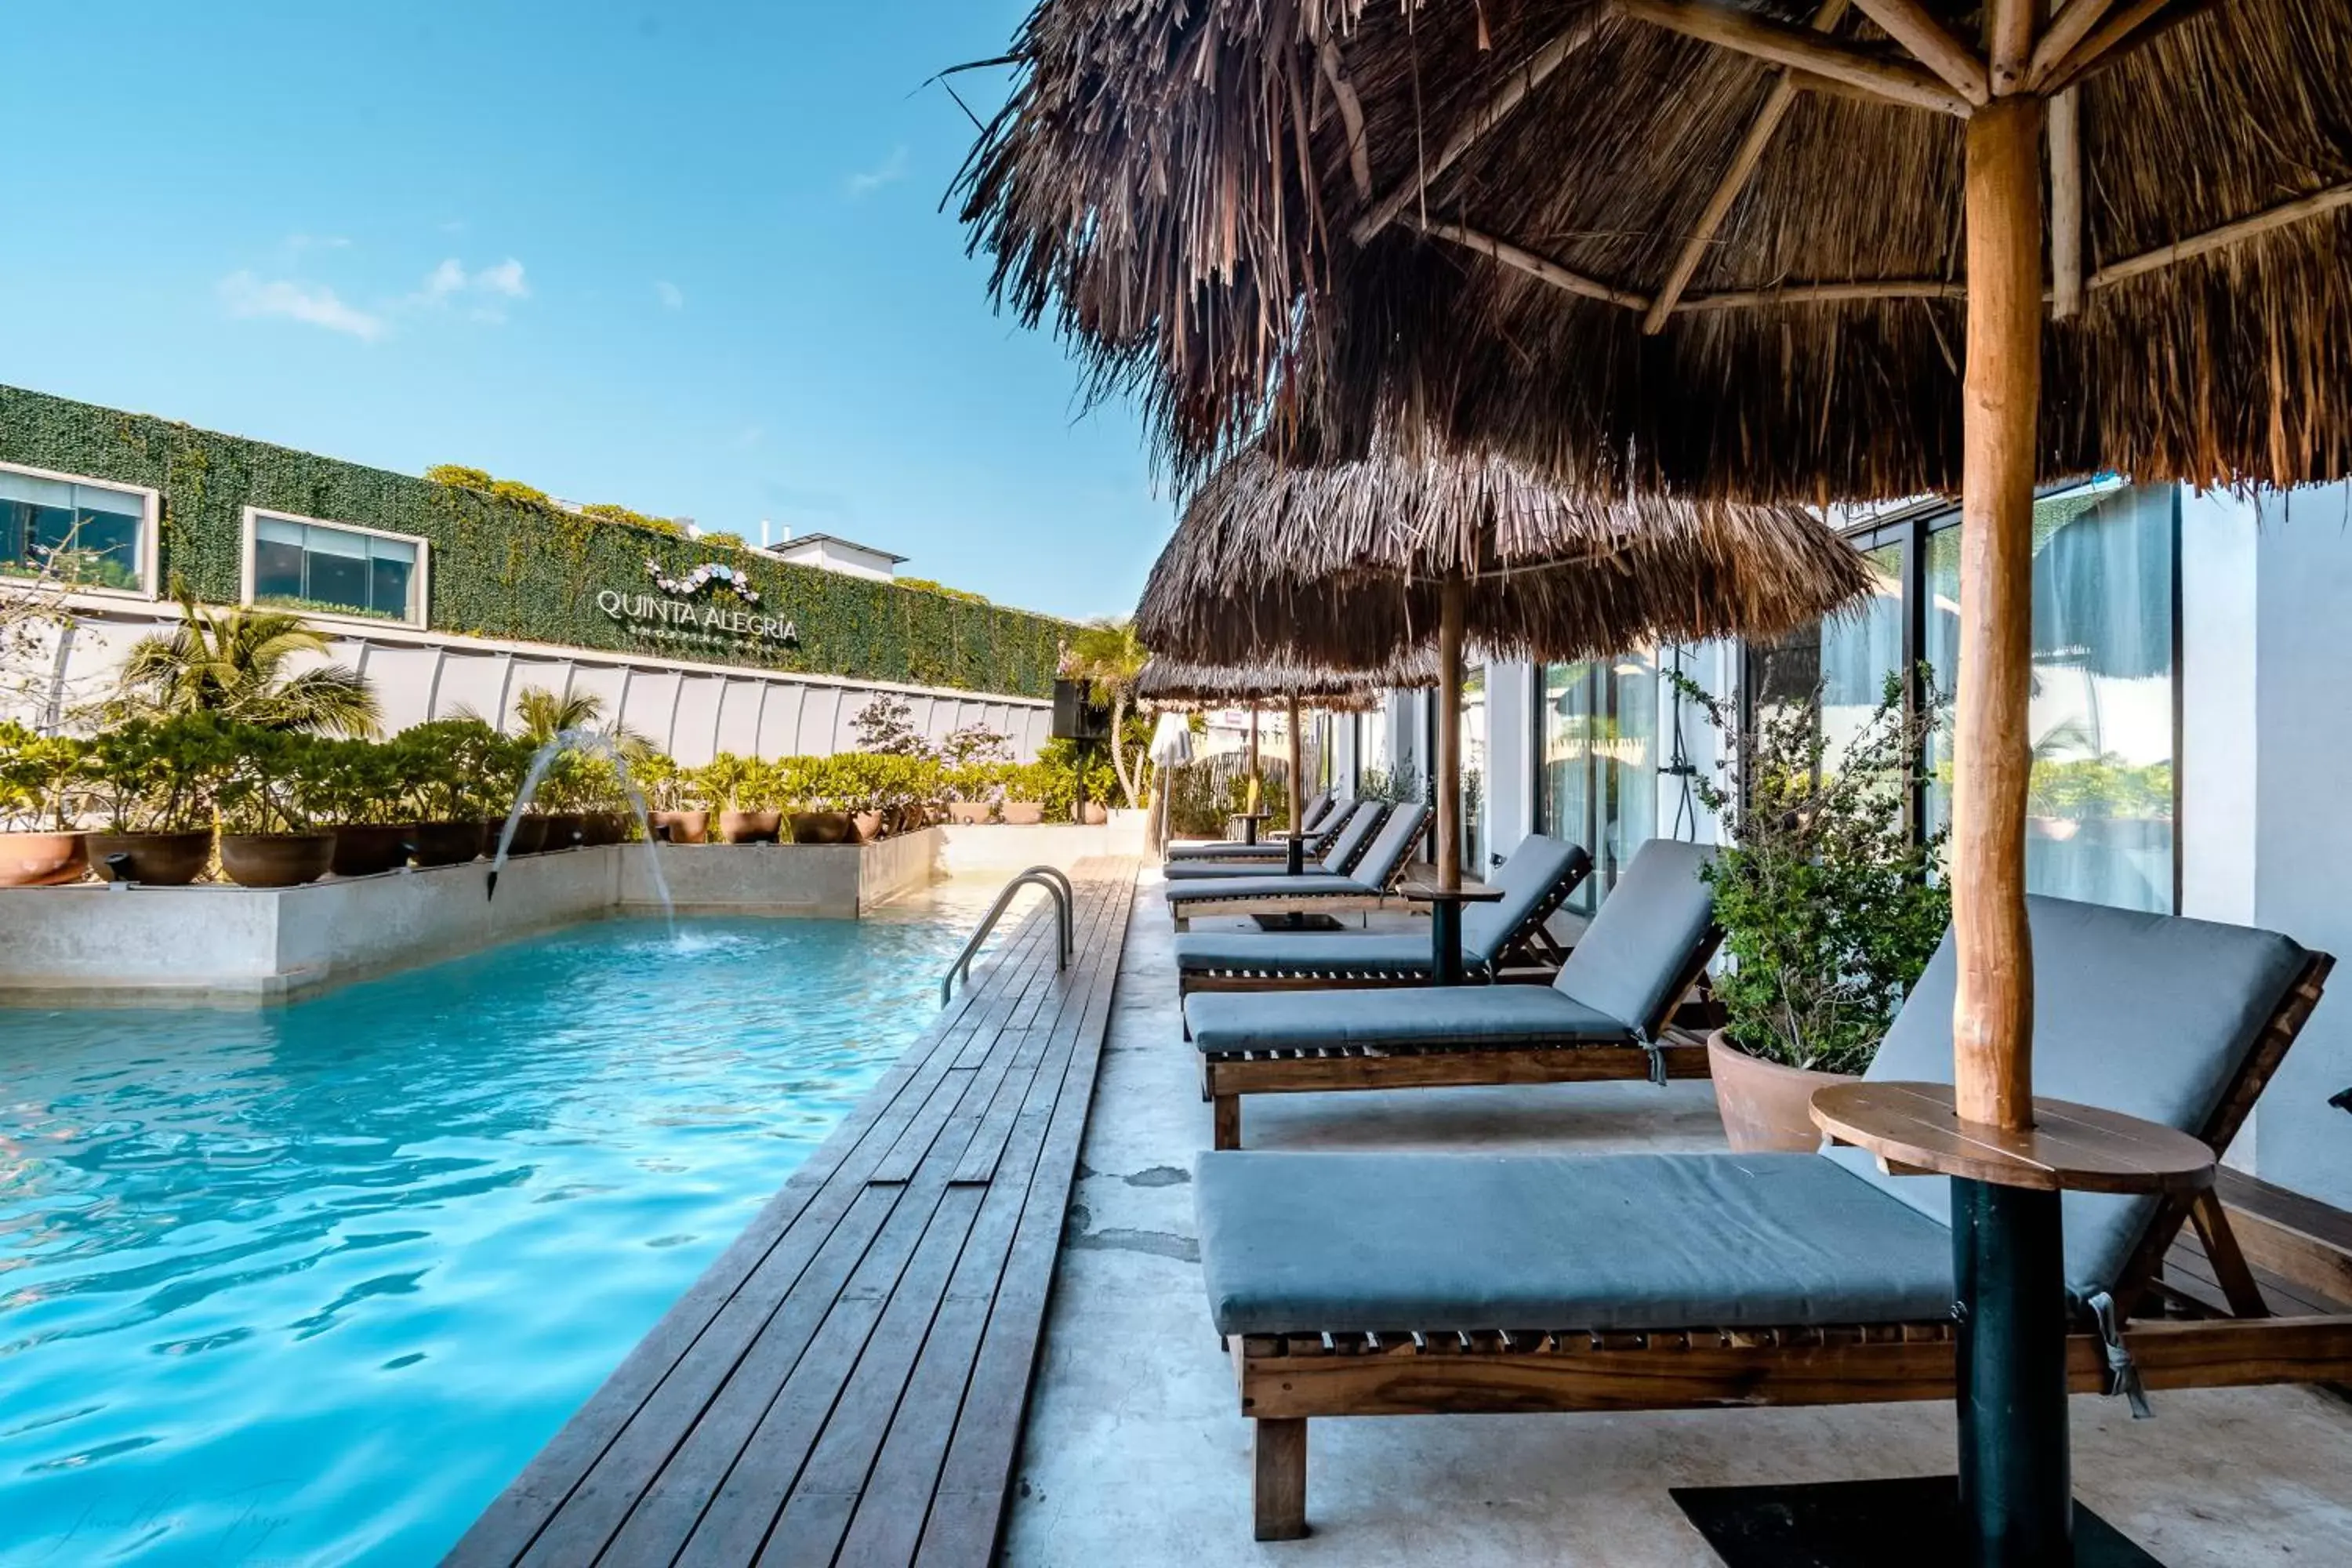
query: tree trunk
1954 94 2044 1132
1109 694 1138 808
1287 695 1305 833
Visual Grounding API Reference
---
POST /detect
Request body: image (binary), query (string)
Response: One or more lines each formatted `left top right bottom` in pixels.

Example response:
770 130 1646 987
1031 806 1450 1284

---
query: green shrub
85 714 240 833
0 724 90 832
1673 669 1951 1075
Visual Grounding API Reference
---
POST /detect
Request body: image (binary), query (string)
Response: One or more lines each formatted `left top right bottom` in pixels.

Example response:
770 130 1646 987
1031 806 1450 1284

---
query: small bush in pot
312 737 417 877
216 725 337 887
85 714 237 884
0 723 93 885
1671 669 1950 1151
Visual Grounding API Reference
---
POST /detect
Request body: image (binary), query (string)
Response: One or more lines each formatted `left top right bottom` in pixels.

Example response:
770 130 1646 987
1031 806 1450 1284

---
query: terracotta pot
651 809 710 844
1707 1030 1858 1153
0 830 88 887
488 816 550 858
1080 800 1109 826
946 801 993 825
329 823 416 878
412 821 485 867
86 829 212 886
719 809 783 844
786 810 852 845
219 832 336 888
580 811 630 847
539 813 588 851
851 811 883 843
1000 802 1044 826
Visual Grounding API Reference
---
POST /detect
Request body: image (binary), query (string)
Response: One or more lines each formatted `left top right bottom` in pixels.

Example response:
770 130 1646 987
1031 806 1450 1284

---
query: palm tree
1062 616 1149 808
112 588 380 735
504 685 653 759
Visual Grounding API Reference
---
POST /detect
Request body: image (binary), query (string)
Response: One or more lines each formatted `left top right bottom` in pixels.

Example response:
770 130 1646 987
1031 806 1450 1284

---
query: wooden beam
1316 38 1373 200
1955 94 2045 1131
1675 279 1965 310
1849 0 1989 104
1615 0 1974 118
2031 0 2167 94
1351 17 1604 244
1411 218 1652 311
1985 0 2038 96
2090 181 2352 290
2027 0 2122 88
1435 575 1465 890
2049 88 2083 319
1643 0 1850 332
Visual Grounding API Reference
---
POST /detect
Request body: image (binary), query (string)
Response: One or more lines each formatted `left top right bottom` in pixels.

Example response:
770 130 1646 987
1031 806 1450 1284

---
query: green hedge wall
0 385 1071 699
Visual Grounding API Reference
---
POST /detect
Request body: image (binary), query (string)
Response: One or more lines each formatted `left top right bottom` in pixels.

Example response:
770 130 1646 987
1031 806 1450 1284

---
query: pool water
0 891 993 1566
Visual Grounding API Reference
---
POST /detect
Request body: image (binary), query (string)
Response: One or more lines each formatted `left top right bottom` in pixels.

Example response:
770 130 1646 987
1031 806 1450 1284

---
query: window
245 509 424 624
1459 666 1488 870
0 463 154 593
1537 653 1659 913
1743 481 2179 915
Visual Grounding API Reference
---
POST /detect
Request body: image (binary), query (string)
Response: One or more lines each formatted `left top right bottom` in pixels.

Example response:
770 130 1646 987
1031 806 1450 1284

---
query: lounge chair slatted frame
1166 793 1341 863
1175 854 1587 1002
1226 952 2346 1542
1199 919 1722 1151
1167 803 1428 930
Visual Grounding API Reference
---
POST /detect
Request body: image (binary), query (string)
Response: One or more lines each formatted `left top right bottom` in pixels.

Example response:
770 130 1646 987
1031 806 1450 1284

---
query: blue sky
0 2 1168 620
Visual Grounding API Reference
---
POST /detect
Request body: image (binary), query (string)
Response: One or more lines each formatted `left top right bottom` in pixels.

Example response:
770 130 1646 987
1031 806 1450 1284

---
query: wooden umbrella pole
1436 575 1467 890
1955 92 2043 1134
1247 706 1262 821
1287 696 1305 833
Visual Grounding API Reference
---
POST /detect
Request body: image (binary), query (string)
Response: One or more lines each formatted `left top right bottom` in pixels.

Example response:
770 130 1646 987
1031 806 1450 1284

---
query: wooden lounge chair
1185 838 1719 1148
1161 800 1386 883
1165 803 1429 929
1167 791 1340 863
1174 834 1591 1008
1191 896 2343 1540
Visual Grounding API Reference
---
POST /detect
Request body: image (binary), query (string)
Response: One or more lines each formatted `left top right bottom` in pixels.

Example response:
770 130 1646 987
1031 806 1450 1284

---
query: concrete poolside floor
1000 869 2352 1567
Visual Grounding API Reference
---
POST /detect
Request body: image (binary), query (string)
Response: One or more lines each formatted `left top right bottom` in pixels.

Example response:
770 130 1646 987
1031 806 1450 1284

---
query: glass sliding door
1460 666 1487 872
1537 653 1658 913
1926 483 2176 913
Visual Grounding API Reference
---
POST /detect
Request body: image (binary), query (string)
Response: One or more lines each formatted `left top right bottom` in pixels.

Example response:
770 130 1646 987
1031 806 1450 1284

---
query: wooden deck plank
445 858 1136 1568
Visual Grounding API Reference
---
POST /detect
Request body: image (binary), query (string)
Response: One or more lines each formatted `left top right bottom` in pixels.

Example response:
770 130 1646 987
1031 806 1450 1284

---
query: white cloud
218 271 385 342
654 279 684 311
846 146 909 198
412 257 530 316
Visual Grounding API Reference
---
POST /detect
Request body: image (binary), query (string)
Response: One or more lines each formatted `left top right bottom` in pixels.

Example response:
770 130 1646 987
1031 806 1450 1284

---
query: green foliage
579 502 683 537
1 384 1069 699
390 719 528 821
1165 753 1292 837
2027 756 2174 822
84 713 241 833
898 577 989 604
423 464 492 489
107 587 381 736
1672 669 1951 1075
0 724 89 831
697 530 749 549
850 692 931 756
216 725 330 834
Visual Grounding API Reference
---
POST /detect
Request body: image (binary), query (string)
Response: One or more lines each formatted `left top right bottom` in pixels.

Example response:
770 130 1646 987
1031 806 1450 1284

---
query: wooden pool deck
445 857 1138 1568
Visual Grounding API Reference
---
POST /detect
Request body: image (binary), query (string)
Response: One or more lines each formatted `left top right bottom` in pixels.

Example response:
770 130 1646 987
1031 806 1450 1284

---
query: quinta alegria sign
596 558 799 649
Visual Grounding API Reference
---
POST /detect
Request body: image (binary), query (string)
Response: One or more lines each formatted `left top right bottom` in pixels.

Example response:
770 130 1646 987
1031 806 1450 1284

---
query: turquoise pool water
0 894 989 1565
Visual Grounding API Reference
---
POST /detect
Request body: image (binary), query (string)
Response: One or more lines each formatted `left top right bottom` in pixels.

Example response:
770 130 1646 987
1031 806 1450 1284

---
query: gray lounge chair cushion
1167 872 1377 907
1460 834 1591 964
1174 931 1445 977
1167 795 1338 861
1187 985 1628 1054
1164 858 1316 881
1311 801 1388 874
1348 802 1430 885
1196 1151 1955 1334
1551 839 1719 1033
1826 895 2314 1301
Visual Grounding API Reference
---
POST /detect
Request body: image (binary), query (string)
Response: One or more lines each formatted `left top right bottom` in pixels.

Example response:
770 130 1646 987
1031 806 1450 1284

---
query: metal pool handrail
941 866 1074 1005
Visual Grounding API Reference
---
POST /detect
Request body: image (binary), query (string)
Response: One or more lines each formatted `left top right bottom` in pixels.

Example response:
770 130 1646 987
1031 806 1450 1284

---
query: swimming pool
0 889 992 1565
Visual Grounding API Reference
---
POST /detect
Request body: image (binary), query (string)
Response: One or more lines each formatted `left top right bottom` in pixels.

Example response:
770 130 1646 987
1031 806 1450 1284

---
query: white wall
2251 481 2352 1203
17 602 1053 764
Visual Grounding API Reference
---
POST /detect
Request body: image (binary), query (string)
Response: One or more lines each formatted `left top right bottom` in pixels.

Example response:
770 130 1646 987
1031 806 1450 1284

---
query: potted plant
1671 670 1950 1151
700 753 782 843
530 750 590 852
781 755 854 844
85 714 234 884
0 723 91 886
314 737 418 877
391 719 504 866
216 724 337 887
637 753 709 844
999 761 1047 826
941 727 1011 824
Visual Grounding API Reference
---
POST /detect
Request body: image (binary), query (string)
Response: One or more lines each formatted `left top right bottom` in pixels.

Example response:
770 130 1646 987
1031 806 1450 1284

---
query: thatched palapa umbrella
964 2 2352 1552
1138 650 1436 862
1134 441 1875 891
